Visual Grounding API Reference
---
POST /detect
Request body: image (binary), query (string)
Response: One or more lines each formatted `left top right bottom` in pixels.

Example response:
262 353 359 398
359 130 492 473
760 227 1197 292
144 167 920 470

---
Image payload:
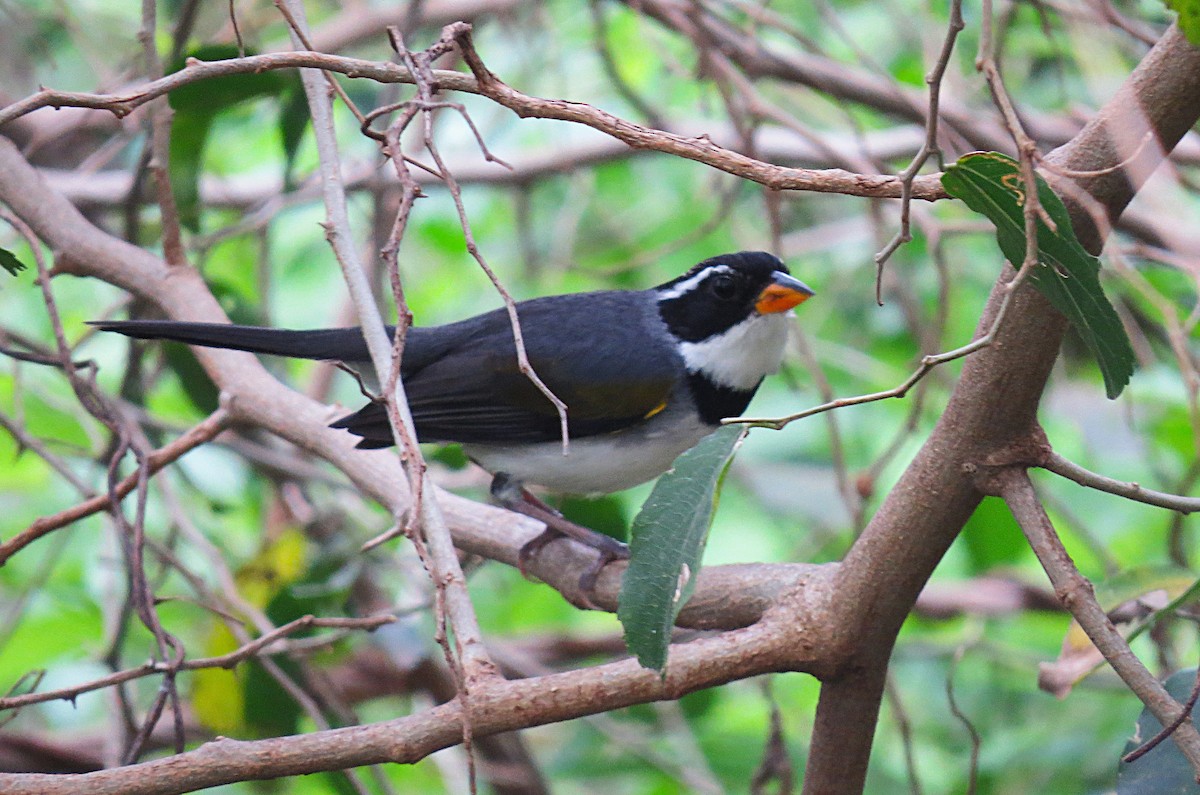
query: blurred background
0 0 1197 792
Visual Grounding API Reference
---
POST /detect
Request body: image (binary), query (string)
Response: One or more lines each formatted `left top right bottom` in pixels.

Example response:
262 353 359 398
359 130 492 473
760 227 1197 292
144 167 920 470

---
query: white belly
464 415 714 494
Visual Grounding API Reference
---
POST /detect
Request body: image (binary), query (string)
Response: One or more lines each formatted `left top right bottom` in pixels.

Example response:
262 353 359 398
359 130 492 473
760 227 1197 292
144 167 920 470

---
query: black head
655 251 813 343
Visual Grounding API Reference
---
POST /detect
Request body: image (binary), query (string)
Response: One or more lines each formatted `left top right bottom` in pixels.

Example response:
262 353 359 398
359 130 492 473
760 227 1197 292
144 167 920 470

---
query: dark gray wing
93 291 683 448
338 291 683 447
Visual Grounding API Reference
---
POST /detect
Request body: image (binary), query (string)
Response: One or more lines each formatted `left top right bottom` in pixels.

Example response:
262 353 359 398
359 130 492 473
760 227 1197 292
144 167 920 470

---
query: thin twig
733 0 1052 433
276 23 498 795
0 50 950 201
0 407 96 495
0 408 230 565
1041 451 1200 514
0 615 393 711
873 0 965 303
729 258 1035 430
272 0 367 125
945 646 981 795
883 675 923 795
1123 665 1200 764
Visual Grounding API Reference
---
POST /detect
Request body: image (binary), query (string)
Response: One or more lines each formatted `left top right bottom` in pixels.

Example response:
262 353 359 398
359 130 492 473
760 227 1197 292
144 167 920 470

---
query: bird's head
655 251 814 391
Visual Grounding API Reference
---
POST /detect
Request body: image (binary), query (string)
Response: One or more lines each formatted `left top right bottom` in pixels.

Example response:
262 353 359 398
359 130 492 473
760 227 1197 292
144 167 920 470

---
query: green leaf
168 110 213 232
960 496 1026 573
278 85 310 190
1117 667 1200 794
167 45 287 113
941 151 1136 398
618 425 746 672
1164 0 1200 45
166 44 296 230
0 247 27 277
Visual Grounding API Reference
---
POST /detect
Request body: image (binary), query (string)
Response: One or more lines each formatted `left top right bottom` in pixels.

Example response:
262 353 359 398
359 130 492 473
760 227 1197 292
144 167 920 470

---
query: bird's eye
709 274 738 300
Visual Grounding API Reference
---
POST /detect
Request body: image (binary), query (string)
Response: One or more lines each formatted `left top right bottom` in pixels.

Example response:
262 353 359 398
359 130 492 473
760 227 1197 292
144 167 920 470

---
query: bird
92 251 813 590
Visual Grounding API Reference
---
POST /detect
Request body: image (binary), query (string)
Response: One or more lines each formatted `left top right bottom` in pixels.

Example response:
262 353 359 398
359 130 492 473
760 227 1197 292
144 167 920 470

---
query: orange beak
755 272 815 314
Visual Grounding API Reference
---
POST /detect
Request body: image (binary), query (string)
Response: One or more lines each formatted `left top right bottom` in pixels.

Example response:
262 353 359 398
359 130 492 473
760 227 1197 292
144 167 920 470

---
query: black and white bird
93 251 812 584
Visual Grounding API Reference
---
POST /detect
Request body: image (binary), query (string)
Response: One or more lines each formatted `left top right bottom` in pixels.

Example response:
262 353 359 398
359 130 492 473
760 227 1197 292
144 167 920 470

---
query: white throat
678 312 790 390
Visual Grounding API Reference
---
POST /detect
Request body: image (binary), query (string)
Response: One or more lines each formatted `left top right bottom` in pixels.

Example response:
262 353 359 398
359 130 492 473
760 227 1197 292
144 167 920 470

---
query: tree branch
0 408 230 564
801 24 1200 795
0 48 946 201
1042 450 1200 513
0 603 822 795
996 467 1200 774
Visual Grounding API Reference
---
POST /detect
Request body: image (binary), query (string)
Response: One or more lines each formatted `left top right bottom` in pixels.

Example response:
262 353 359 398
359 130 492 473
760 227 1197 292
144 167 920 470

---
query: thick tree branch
0 132 826 633
0 600 823 795
802 24 1200 795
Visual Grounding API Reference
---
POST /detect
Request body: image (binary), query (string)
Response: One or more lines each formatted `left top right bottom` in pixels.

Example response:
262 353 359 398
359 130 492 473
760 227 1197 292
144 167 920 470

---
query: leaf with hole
618 425 745 672
941 151 1135 398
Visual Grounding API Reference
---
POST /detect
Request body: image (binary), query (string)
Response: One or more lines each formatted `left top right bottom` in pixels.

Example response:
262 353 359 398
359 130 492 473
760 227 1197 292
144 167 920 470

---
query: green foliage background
0 0 1197 792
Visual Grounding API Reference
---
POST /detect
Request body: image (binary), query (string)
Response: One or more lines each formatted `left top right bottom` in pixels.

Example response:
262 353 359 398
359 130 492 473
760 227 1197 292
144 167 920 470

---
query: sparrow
93 251 813 588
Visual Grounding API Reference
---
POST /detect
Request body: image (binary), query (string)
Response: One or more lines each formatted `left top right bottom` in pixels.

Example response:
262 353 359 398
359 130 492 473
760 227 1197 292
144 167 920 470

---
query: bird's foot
516 520 629 594
491 474 629 605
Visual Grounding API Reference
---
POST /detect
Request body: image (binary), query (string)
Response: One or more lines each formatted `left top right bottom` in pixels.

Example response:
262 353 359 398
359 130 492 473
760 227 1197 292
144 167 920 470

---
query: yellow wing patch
643 399 668 420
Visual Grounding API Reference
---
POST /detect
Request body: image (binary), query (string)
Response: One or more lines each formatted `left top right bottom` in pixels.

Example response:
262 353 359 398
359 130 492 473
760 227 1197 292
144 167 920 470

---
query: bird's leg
489 473 629 598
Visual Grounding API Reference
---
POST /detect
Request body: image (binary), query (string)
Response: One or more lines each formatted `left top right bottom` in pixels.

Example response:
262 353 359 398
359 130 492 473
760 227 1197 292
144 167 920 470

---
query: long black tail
90 320 378 362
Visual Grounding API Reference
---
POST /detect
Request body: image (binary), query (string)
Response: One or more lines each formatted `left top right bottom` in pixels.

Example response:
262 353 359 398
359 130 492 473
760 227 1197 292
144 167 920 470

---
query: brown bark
803 24 1200 794
0 17 1198 795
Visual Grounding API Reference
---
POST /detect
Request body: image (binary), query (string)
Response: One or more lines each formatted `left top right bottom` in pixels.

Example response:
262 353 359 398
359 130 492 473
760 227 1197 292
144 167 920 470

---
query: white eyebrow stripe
655 264 732 301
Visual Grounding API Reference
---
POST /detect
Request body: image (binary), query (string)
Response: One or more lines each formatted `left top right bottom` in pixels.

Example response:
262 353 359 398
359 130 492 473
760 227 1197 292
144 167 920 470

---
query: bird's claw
494 473 629 606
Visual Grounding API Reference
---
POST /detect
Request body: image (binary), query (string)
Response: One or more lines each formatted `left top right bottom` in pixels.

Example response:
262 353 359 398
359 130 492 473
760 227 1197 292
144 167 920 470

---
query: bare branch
873 0 966 300
0 408 231 565
0 50 948 201
0 608 823 795
1041 451 1200 513
996 467 1200 775
0 614 394 712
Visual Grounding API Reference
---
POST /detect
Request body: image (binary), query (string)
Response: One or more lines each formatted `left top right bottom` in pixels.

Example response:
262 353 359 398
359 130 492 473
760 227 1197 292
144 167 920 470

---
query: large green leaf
618 425 746 672
960 496 1026 573
167 45 297 231
941 151 1135 398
